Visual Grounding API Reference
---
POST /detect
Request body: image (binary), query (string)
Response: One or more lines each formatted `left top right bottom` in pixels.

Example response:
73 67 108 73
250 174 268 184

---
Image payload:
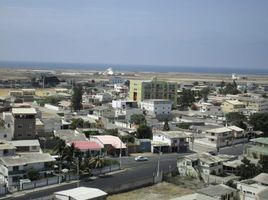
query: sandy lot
107 182 193 200
0 88 56 97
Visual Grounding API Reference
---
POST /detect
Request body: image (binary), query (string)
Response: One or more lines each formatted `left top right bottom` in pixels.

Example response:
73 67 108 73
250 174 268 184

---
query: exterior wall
199 161 223 175
0 149 15 157
44 104 60 111
221 101 245 113
153 134 172 146
129 80 178 107
140 101 172 117
12 114 36 140
0 130 12 141
237 182 267 200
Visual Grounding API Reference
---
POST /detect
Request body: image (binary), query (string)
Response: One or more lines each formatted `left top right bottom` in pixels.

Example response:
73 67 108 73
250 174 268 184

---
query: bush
177 123 190 129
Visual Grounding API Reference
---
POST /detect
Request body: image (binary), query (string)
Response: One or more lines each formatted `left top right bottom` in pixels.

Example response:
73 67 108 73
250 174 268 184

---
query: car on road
135 156 148 161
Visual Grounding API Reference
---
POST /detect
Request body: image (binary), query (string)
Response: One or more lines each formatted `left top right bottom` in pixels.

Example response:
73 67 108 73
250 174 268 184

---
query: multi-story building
152 131 189 153
141 99 172 117
177 153 236 177
247 137 268 159
0 141 55 188
112 100 141 120
221 100 245 113
195 126 245 148
129 77 178 107
11 108 37 140
237 95 268 113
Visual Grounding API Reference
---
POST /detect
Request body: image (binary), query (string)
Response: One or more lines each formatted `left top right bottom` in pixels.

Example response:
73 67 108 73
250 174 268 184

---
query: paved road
4 153 189 200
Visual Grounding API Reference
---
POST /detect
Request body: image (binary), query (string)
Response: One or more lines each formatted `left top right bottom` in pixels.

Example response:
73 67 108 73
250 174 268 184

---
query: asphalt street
4 153 189 200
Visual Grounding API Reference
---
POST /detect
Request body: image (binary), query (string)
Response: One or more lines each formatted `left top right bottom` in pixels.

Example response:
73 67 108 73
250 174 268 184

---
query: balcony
9 169 26 175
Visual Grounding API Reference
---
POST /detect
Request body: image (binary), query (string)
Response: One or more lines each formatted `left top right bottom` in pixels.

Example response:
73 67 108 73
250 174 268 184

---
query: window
17 124 23 128
13 166 19 171
4 134 7 138
3 149 8 155
211 133 215 136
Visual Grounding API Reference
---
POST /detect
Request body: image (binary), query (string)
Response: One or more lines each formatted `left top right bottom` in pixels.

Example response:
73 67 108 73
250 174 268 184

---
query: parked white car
135 156 148 161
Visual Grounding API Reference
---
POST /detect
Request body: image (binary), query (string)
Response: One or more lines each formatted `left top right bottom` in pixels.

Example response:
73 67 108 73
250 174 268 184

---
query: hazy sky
0 0 268 68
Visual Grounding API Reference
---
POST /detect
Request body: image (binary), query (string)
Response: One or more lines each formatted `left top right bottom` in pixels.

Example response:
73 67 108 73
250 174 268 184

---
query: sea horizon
0 60 267 76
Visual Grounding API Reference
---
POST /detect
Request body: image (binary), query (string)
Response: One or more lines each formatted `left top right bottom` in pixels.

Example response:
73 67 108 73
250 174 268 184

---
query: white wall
141 101 172 116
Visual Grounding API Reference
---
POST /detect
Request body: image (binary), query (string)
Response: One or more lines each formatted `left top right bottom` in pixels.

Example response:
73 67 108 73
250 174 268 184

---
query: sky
0 0 268 69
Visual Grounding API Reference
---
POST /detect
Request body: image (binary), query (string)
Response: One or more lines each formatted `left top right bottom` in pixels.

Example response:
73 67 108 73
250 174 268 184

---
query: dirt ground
0 88 56 97
107 182 193 200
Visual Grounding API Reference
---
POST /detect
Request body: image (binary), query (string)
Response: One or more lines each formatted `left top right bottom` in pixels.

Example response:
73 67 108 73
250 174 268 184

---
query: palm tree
89 156 105 169
53 139 67 173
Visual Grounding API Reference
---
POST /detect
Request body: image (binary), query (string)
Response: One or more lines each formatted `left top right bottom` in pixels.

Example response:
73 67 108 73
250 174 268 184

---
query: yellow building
129 77 178 107
221 100 245 113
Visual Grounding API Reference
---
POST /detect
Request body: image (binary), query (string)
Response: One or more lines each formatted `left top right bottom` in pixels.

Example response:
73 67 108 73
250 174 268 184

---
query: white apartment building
112 100 141 120
153 131 189 153
141 99 172 117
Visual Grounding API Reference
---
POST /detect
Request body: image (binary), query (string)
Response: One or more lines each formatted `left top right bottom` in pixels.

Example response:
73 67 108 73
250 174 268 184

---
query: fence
21 176 59 191
90 165 120 176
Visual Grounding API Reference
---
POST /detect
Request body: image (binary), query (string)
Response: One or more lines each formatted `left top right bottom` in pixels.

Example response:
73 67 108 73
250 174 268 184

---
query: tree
236 157 260 179
136 124 152 139
226 112 247 129
249 113 268 134
130 114 146 125
259 155 268 173
178 89 195 109
219 81 240 95
71 85 83 111
27 168 39 181
89 156 105 169
199 87 210 102
163 119 170 131
70 118 84 129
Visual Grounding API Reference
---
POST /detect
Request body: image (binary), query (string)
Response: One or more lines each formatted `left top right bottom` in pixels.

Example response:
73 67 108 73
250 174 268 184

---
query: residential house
177 153 236 177
129 77 178 107
10 140 41 153
171 193 217 200
152 131 189 153
112 100 141 120
141 99 172 117
0 153 55 187
237 173 268 200
54 130 87 144
195 126 246 148
247 137 268 159
90 135 126 156
71 141 103 156
197 184 238 200
11 108 37 140
53 186 107 200
221 100 245 113
0 141 16 157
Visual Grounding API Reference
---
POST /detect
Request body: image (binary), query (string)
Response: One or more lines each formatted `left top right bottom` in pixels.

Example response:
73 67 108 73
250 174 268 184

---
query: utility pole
156 146 162 177
119 139 122 169
77 156 79 187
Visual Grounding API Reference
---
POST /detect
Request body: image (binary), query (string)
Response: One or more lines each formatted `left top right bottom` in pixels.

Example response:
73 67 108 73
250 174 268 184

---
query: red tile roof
72 141 103 150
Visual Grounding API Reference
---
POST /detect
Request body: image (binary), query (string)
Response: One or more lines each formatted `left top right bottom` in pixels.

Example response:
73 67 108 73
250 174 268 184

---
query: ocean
0 60 267 76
